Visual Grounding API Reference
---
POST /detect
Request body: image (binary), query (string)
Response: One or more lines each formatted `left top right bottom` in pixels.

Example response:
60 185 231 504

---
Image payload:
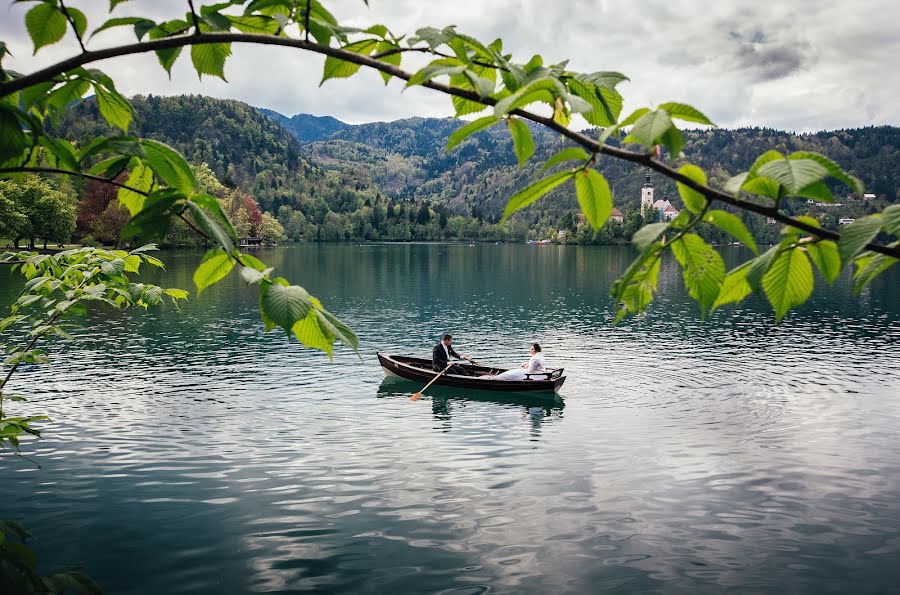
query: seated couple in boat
488 343 546 381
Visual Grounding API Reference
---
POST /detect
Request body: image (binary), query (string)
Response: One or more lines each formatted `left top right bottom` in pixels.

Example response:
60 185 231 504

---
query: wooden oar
462 356 484 367
410 362 453 401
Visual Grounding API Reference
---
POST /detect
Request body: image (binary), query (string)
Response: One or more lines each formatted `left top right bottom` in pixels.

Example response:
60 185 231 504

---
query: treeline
37 94 900 248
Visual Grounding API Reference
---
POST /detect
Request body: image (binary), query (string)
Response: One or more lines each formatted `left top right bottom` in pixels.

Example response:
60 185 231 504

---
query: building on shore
639 173 680 221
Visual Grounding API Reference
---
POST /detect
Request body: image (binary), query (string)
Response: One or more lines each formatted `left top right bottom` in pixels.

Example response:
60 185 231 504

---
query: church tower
640 173 654 213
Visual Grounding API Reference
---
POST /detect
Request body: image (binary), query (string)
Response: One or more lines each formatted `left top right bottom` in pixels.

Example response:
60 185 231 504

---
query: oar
462 356 484 367
411 362 453 401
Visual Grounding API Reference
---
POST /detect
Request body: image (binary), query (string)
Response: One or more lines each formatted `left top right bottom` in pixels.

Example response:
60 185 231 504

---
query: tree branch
58 0 87 53
0 167 150 196
0 31 896 259
187 0 202 36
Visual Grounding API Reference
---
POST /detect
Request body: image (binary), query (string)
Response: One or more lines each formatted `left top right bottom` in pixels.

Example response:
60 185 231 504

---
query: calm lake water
1 243 899 594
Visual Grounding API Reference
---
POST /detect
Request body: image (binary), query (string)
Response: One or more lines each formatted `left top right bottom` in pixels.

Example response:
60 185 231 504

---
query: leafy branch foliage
0 0 896 346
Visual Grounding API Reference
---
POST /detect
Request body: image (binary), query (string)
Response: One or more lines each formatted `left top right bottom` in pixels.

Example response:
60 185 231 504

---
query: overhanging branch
1 31 897 259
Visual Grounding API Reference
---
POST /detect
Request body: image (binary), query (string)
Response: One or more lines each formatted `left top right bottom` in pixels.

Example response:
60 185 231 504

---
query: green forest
2 94 897 248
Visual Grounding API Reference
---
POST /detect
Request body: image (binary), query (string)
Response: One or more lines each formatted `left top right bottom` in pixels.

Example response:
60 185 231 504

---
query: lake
1 243 898 594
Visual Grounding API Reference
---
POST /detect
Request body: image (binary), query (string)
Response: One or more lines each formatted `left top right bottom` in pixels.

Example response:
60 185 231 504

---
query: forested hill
55 94 898 244
301 119 900 213
55 95 377 216
258 109 349 142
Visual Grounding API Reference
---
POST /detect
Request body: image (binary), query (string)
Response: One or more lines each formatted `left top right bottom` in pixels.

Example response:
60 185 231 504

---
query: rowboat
376 352 566 393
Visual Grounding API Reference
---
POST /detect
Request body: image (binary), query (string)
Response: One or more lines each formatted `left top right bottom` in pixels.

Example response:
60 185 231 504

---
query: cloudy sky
2 0 898 131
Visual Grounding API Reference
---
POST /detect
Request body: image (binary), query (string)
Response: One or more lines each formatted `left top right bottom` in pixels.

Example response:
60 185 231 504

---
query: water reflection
0 244 898 594
377 377 565 439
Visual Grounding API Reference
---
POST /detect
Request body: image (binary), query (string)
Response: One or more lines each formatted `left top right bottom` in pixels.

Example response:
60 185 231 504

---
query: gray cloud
2 0 899 131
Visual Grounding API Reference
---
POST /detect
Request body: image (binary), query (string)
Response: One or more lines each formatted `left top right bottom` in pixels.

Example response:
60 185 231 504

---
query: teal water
1 244 898 594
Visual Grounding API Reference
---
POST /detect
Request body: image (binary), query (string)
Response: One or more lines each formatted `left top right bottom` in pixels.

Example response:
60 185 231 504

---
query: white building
640 173 655 212
863 193 877 201
839 218 855 225
640 173 680 220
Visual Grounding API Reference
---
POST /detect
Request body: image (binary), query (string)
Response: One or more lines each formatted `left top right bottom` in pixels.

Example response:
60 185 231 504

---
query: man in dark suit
432 334 473 375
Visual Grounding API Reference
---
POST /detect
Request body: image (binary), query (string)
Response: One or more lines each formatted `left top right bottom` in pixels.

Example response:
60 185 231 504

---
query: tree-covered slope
304 119 900 218
54 95 377 216
259 109 349 142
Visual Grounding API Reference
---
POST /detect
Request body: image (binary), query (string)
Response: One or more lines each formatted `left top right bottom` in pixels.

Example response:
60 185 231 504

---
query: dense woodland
4 94 894 248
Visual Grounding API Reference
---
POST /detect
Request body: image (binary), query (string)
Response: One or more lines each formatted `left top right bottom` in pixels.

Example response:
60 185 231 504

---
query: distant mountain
54 93 900 243
55 94 375 215
258 109 349 142
301 117 900 217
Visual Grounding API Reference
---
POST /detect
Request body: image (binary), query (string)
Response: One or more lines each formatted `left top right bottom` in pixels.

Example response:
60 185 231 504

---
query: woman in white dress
491 343 546 381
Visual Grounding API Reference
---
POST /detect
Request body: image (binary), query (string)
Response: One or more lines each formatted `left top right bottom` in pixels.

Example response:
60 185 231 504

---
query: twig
58 0 87 53
187 0 201 35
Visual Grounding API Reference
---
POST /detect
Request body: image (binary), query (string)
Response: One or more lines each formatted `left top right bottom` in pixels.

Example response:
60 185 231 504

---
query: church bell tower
640 173 654 212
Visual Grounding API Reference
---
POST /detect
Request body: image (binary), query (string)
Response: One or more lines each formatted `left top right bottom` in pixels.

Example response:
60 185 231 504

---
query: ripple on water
0 245 898 594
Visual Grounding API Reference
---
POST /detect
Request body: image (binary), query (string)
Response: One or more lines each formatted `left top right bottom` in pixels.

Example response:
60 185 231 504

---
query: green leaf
507 117 535 166
117 161 153 215
806 240 841 285
193 248 235 295
406 58 466 88
632 222 669 252
26 3 67 54
100 258 125 276
789 151 863 194
140 139 197 192
185 201 235 255
852 251 898 293
617 107 650 128
837 214 882 266
261 280 312 332
91 17 156 39
702 210 758 254
190 192 237 239
757 158 828 195
611 243 663 321
762 247 814 321
676 164 707 214
191 43 232 80
164 288 189 300
93 83 133 132
45 78 91 113
574 169 612 230
623 109 673 148
292 309 333 357
452 95 488 116
446 116 497 152
670 233 725 315
375 41 400 84
795 180 833 202
657 102 715 125
314 300 359 351
745 243 782 291
712 261 753 312
0 106 27 164
121 188 186 240
64 6 88 39
238 253 267 272
882 204 900 237
568 77 623 127
501 171 572 223
38 136 79 171
539 147 590 173
155 47 183 76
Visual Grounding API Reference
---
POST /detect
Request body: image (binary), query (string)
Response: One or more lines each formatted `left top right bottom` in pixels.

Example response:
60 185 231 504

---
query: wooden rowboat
377 352 566 393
